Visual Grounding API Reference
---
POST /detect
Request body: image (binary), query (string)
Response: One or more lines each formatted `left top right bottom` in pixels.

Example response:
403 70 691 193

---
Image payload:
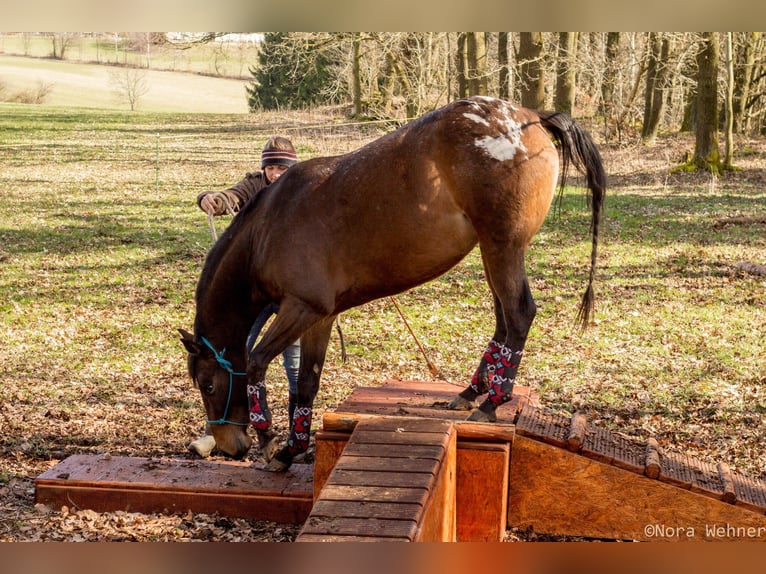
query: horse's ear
178 328 200 355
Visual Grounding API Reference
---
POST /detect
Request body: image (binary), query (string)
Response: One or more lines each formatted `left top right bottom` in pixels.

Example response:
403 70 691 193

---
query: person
189 136 301 458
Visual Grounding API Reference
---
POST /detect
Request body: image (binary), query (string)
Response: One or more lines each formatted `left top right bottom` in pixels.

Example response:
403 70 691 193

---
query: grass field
1 102 765 541
0 54 251 113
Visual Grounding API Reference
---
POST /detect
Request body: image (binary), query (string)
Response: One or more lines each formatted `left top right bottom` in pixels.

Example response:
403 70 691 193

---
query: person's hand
200 193 224 215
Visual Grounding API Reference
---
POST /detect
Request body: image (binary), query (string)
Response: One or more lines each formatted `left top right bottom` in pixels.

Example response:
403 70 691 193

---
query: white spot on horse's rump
474 117 527 162
463 112 490 126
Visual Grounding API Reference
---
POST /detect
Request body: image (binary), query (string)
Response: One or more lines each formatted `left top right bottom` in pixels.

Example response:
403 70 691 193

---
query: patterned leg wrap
484 342 523 406
468 340 502 395
247 380 272 431
286 404 313 456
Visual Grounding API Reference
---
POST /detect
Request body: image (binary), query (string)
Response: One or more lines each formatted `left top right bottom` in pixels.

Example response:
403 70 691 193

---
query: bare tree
554 32 578 114
518 32 545 109
724 32 735 168
498 32 511 100
108 67 149 111
642 33 673 142
466 32 488 96
50 33 76 60
732 32 762 133
693 32 721 172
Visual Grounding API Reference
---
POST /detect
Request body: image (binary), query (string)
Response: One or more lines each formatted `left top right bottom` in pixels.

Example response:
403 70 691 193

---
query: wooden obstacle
35 379 766 541
309 380 766 541
297 416 457 541
35 454 313 524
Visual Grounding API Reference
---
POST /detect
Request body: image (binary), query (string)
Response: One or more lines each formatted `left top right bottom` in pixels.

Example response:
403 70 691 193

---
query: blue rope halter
200 336 249 427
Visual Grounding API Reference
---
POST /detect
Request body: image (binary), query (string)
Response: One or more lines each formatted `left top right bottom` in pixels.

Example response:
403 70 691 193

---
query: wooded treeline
246 32 766 171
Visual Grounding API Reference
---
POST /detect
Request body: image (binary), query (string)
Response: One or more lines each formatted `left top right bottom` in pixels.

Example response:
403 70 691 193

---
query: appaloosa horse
180 96 606 471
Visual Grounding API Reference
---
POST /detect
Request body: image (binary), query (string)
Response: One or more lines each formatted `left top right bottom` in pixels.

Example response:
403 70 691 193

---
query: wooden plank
310 499 424 521
334 455 440 473
658 450 694 489
300 515 418 540
567 412 587 452
313 431 349 500
456 442 509 542
35 455 313 524
295 534 404 542
508 435 766 541
322 412 515 443
645 438 661 479
415 424 457 542
340 442 445 461
328 469 436 489
335 380 537 425
317 484 430 506
515 405 569 448
731 472 766 514
348 429 453 447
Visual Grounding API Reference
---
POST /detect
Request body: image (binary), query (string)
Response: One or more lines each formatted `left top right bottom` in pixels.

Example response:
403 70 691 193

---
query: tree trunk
498 32 510 100
600 32 620 140
352 34 362 117
554 32 578 114
693 32 721 172
732 32 761 134
455 33 468 99
466 32 488 96
642 33 673 143
724 32 734 168
518 32 545 109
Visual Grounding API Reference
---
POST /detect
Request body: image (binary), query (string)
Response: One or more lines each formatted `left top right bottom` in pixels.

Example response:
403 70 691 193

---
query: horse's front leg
266 315 336 472
245 363 281 462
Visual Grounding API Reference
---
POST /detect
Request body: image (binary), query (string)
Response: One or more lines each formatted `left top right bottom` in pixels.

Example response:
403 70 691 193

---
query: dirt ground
2 130 764 542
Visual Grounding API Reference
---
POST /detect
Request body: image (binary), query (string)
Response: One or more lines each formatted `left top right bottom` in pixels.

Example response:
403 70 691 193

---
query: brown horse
180 96 605 472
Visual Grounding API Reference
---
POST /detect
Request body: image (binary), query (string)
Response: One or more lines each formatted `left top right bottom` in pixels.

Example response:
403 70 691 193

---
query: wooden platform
335 379 539 424
35 454 313 524
34 379 766 541
297 416 457 541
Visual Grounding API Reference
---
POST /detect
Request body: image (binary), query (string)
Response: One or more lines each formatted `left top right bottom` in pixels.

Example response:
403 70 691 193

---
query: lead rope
205 193 239 241
199 336 249 426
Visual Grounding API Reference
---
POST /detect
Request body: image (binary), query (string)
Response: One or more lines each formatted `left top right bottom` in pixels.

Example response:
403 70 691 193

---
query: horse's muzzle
210 424 253 459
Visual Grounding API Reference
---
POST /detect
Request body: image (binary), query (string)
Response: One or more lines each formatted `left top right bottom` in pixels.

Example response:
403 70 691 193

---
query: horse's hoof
263 458 290 473
260 435 281 462
188 434 216 458
447 395 476 411
466 408 496 423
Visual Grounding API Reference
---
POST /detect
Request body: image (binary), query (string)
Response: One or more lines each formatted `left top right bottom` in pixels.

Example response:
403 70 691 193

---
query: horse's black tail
538 110 606 330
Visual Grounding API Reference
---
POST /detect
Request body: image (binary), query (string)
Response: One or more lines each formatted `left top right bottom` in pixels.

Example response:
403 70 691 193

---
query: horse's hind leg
451 252 537 422
448 291 506 410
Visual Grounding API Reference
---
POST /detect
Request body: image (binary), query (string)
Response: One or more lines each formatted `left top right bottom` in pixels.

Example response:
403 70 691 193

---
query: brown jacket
197 171 269 215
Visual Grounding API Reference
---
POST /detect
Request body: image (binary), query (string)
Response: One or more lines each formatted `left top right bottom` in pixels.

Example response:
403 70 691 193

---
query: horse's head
178 328 253 458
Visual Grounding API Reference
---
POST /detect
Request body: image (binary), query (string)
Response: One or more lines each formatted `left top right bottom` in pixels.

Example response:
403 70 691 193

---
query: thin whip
389 296 441 379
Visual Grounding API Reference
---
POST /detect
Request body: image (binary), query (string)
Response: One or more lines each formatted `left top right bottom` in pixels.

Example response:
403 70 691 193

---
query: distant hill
0 55 250 113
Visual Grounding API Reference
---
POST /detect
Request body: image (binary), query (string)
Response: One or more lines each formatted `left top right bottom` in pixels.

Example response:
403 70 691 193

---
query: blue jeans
246 303 300 395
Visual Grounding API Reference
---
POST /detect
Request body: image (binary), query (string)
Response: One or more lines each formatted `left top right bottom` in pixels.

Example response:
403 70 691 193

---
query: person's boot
188 423 217 457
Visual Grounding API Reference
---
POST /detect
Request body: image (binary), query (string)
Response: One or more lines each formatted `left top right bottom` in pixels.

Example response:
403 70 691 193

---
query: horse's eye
198 379 214 395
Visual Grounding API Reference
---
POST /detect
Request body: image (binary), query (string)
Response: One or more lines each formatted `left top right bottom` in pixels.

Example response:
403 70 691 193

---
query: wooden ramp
297 416 457 541
35 455 313 524
313 380 766 541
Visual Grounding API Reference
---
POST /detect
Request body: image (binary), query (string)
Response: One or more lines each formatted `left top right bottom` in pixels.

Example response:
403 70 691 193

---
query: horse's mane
194 184 273 310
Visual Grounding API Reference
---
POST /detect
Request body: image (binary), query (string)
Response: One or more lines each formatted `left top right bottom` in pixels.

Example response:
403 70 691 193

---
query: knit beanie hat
261 136 298 168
